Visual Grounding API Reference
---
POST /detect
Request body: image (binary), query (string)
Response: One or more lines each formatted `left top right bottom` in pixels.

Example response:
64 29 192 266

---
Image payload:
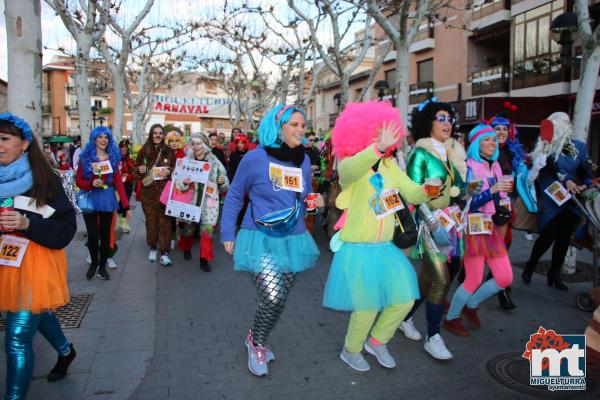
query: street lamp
550 12 579 68
98 116 106 126
374 80 389 101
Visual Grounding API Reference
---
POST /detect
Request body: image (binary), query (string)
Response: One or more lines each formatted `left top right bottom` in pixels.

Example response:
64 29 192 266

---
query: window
94 100 103 109
184 124 191 136
384 69 396 88
418 59 433 83
512 0 565 89
217 121 224 129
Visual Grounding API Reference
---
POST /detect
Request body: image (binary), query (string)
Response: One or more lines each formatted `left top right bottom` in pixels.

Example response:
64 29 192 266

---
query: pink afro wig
332 100 405 160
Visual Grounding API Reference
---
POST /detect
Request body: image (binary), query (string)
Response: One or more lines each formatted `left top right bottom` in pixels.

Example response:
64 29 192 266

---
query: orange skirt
0 239 69 313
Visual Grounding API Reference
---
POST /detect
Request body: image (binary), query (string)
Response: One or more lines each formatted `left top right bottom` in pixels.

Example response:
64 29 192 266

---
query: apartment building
42 57 234 142
308 0 600 161
42 56 112 138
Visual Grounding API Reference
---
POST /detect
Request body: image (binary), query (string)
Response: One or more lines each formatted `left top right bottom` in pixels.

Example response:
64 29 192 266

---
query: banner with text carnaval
153 95 231 116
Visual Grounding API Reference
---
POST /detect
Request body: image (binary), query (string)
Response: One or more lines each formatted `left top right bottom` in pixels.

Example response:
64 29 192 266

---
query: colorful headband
275 105 296 122
469 127 495 143
0 112 33 142
490 116 510 127
417 96 438 112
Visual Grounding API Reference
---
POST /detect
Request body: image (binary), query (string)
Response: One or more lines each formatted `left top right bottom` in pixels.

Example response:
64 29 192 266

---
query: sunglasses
435 115 455 124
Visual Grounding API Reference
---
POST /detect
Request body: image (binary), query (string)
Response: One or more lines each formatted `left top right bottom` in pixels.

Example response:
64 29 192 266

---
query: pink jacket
466 158 507 215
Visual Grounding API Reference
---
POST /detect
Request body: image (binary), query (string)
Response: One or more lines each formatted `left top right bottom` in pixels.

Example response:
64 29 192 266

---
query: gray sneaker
364 340 396 368
340 348 370 372
245 333 268 376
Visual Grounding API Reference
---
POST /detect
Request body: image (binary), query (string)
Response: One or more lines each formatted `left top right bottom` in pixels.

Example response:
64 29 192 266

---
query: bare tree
95 0 154 141
288 0 373 109
46 0 110 142
573 0 600 141
125 42 183 143
5 0 43 139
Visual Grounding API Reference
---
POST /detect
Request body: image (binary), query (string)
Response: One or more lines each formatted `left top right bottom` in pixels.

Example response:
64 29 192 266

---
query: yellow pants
344 301 415 353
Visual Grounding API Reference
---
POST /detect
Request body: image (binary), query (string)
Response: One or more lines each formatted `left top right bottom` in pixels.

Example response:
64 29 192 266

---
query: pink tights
462 255 513 293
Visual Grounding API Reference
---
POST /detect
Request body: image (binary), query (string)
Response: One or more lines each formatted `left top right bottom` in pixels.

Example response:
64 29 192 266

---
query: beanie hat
467 123 498 162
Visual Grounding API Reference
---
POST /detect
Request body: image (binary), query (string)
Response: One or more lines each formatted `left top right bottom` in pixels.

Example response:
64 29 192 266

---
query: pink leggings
462 256 513 293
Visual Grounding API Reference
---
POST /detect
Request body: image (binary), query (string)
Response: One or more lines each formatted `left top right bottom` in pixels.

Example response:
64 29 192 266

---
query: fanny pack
252 194 301 237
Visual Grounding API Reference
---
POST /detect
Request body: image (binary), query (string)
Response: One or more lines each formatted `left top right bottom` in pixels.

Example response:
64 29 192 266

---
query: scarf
0 153 33 197
264 142 306 167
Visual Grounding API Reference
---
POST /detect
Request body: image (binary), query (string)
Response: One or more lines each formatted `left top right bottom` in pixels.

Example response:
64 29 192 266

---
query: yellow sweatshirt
337 145 429 243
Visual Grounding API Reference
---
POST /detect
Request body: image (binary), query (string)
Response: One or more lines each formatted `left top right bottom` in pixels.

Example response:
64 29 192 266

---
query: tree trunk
5 0 43 140
573 45 600 141
111 72 125 141
395 45 410 129
74 41 94 143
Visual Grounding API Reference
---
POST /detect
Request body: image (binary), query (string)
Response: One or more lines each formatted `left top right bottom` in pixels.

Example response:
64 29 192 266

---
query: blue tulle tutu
89 187 119 212
323 241 420 311
233 228 320 273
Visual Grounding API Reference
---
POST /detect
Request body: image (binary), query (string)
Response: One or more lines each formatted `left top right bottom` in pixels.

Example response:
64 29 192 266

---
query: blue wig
79 126 121 180
258 104 306 148
489 115 525 172
467 123 499 162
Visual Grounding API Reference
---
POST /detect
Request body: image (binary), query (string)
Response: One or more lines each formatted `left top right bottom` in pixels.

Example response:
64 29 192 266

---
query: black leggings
83 212 114 268
526 208 579 274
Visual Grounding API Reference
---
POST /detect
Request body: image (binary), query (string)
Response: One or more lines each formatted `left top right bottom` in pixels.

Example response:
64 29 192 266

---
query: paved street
1 207 599 400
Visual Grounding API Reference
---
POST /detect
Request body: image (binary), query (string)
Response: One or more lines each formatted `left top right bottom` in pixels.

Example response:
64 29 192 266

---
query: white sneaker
364 340 396 368
160 254 173 266
107 258 117 269
340 348 370 372
525 233 534 241
86 254 91 264
148 249 158 262
171 239 176 250
424 334 453 360
399 318 422 341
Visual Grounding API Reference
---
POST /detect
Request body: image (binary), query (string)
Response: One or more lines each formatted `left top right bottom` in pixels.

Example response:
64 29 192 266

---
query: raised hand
375 120 402 153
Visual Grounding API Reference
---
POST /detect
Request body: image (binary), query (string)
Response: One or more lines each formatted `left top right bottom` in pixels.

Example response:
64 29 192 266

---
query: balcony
468 65 509 96
409 81 434 104
41 104 51 114
512 53 564 90
410 19 434 53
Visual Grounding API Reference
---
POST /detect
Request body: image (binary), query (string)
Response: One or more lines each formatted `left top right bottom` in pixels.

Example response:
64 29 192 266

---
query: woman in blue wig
0 113 77 399
221 104 323 377
443 124 513 337
76 126 130 280
485 114 525 310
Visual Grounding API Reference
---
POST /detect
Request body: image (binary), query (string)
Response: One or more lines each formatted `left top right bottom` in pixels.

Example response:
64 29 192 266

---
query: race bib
447 205 466 232
92 160 113 175
434 209 455 232
152 166 168 181
0 235 29 268
544 181 571 206
269 163 303 193
467 213 493 235
205 181 219 199
369 189 405 220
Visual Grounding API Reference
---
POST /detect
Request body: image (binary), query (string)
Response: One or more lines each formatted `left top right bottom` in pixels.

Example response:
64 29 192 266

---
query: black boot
86 264 97 280
497 289 516 310
547 269 568 290
47 344 76 382
200 258 211 272
96 265 110 280
521 261 535 285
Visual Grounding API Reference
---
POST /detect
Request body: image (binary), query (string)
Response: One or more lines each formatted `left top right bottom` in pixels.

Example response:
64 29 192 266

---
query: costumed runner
398 98 469 360
443 124 514 336
322 101 433 372
221 104 323 376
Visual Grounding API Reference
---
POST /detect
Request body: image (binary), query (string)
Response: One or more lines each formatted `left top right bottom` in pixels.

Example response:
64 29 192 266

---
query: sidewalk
1 208 598 399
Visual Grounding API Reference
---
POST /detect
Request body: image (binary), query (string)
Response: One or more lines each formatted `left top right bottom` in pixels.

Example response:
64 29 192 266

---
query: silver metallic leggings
250 264 296 346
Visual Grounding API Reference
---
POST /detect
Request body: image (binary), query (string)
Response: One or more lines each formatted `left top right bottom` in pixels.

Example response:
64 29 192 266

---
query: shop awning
48 136 75 143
